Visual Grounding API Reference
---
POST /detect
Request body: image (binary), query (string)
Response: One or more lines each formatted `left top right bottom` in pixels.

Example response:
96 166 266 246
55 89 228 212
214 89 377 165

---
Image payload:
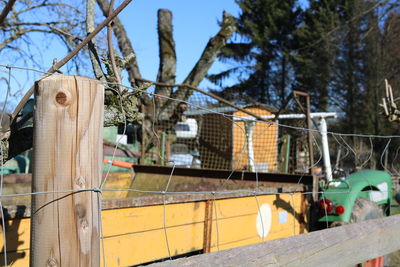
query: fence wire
0 64 399 266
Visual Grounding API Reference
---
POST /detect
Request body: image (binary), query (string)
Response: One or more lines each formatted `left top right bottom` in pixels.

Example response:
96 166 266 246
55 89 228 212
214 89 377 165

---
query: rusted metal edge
102 184 306 209
133 165 313 185
202 200 213 253
2 167 312 185
1 184 307 219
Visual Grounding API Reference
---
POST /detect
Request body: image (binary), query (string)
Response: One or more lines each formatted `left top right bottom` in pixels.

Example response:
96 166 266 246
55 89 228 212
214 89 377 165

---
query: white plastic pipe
235 112 337 178
244 121 256 172
318 118 333 181
233 112 337 121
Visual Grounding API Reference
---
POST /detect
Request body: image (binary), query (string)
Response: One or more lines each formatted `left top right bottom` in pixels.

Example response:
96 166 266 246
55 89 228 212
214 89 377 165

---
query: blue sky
118 0 240 85
0 0 241 109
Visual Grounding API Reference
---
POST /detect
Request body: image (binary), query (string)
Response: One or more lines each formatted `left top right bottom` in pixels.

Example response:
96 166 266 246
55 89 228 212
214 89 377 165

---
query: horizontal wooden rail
150 214 400 267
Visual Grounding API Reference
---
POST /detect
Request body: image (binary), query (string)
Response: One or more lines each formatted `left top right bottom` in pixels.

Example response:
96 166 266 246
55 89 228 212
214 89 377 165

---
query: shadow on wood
149 214 400 267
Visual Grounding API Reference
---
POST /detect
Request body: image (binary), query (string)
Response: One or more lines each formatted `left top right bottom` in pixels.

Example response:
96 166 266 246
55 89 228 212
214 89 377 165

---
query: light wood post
31 75 104 266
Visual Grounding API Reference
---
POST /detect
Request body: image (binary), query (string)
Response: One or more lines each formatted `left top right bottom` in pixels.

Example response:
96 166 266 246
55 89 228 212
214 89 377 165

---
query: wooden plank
150 214 400 267
30 75 103 266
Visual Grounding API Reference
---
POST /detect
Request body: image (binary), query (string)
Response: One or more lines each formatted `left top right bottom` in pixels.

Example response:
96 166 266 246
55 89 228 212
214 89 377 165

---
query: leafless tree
0 0 236 162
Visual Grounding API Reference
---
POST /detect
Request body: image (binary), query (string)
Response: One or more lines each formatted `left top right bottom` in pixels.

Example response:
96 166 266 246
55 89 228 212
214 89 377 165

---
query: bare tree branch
16 2 82 17
86 0 106 81
172 11 236 101
132 77 275 123
0 28 53 50
0 0 16 25
3 21 71 26
107 0 123 93
48 25 82 43
96 0 141 86
12 0 134 119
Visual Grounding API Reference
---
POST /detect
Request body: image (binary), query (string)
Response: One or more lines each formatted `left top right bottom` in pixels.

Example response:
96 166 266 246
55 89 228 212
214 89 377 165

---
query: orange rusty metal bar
103 159 133 169
293 90 317 201
292 90 314 172
203 199 213 253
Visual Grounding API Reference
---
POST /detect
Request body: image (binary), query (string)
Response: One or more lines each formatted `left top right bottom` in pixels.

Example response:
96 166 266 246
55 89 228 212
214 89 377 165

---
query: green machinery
318 170 392 225
276 112 393 226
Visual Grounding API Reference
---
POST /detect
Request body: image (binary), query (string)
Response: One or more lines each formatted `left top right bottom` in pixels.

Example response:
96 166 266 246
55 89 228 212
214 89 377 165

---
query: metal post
292 91 314 174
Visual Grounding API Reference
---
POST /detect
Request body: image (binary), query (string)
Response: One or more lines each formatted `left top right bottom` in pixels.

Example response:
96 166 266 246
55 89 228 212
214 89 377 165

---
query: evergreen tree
208 0 301 106
361 1 382 135
210 0 398 138
293 0 341 111
332 0 368 134
383 10 400 92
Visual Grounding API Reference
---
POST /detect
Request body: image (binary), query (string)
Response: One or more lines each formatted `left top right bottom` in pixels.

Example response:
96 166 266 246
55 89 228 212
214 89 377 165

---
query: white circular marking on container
256 204 272 238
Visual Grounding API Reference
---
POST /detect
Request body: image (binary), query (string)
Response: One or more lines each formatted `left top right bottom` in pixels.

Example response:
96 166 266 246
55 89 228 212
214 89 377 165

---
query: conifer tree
208 0 301 106
293 0 341 111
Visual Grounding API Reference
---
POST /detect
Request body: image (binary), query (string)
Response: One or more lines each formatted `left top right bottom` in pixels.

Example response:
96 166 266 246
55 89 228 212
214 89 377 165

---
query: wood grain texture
31 75 104 266
150 214 400 267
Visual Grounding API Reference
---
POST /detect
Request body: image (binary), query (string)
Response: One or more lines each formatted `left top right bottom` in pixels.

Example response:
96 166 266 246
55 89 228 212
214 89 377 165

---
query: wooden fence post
31 75 104 266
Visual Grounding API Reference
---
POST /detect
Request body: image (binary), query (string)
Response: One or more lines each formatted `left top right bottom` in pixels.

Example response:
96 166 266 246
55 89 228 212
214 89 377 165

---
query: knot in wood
81 219 89 231
75 204 86 219
47 257 58 267
55 92 67 105
75 176 86 188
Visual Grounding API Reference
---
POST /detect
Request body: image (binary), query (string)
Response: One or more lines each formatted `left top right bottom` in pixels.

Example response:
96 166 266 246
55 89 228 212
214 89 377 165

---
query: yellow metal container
0 169 310 266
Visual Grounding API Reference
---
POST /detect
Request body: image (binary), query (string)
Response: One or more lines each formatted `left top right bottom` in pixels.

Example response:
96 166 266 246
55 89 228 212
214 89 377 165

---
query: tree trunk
155 9 176 97
155 11 236 122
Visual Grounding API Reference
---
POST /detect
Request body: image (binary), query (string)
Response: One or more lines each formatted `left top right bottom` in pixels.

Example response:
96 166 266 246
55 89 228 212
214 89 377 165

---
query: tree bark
155 9 176 97
86 0 106 82
157 11 235 121
96 0 141 86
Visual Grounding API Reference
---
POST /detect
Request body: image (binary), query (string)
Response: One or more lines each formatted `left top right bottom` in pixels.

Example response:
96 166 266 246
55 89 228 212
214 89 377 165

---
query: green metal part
318 170 392 223
1 155 30 174
278 135 291 173
160 132 166 166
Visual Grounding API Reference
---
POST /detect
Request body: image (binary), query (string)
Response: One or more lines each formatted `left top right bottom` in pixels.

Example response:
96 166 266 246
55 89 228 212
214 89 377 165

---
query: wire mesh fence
102 84 315 177
0 65 399 266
